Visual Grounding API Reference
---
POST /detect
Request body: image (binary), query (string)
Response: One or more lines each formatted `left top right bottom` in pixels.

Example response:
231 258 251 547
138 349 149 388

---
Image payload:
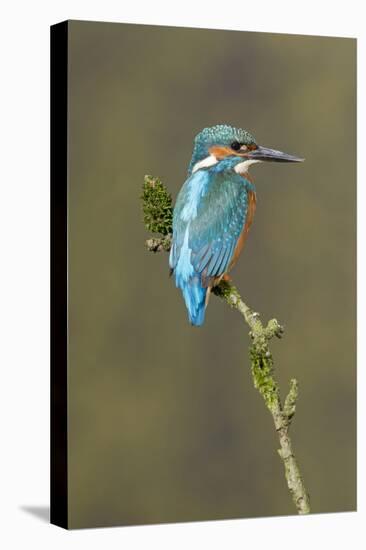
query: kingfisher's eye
230 141 241 151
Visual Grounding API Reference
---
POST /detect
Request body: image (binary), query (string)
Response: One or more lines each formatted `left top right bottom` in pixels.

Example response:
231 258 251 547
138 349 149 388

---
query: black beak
245 145 304 163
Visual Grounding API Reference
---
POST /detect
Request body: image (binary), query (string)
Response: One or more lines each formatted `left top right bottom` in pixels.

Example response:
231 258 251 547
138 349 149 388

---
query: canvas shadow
20 505 49 523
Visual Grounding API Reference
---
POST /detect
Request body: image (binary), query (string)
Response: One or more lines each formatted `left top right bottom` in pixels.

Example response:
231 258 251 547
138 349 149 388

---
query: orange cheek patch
247 143 258 151
209 146 237 159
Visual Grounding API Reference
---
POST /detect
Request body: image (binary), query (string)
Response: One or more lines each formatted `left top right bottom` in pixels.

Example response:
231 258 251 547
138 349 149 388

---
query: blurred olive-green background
67 20 356 528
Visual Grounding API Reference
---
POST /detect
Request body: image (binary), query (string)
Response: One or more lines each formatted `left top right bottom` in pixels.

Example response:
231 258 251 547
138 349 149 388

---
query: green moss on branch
142 175 173 235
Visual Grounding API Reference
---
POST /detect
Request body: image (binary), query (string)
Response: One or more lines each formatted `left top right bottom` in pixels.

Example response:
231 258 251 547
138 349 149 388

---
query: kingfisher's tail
180 276 207 326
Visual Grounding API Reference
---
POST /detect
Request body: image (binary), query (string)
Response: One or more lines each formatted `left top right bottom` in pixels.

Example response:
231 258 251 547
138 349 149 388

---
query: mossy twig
141 174 310 515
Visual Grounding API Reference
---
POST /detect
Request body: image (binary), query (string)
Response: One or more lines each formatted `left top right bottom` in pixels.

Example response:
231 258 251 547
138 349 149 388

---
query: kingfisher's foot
222 274 232 282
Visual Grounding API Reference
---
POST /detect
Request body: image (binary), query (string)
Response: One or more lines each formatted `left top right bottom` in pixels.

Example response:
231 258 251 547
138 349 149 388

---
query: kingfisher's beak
244 145 304 163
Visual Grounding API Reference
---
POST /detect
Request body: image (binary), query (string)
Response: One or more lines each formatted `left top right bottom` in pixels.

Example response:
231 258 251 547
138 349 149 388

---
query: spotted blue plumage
170 157 255 326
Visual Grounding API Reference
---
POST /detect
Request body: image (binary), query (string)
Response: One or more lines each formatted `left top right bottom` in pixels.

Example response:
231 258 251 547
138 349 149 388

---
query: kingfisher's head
188 124 303 176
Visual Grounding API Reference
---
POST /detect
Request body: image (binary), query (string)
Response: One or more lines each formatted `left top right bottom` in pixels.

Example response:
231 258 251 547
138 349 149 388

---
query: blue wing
170 168 251 325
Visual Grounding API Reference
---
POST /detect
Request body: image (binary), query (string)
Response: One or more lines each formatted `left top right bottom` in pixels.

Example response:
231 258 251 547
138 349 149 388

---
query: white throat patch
192 155 261 175
234 159 262 175
192 154 218 173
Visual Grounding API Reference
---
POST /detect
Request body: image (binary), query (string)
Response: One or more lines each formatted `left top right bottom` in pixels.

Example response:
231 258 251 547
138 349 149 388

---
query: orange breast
228 190 256 272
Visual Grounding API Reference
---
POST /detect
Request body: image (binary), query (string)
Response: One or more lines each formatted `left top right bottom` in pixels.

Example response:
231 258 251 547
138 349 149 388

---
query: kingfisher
169 124 303 326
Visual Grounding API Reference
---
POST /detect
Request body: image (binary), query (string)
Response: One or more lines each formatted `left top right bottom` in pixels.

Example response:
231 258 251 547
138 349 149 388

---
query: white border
0 1 363 548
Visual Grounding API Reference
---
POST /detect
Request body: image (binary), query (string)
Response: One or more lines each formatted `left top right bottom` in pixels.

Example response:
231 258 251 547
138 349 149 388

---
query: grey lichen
284 379 299 421
141 174 310 515
145 235 172 253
